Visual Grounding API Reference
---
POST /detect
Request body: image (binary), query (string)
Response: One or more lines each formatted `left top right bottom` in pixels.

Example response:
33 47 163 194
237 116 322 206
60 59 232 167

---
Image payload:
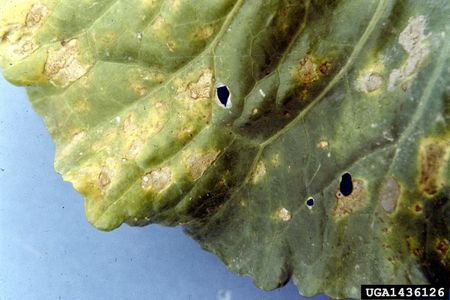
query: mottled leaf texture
1 0 449 298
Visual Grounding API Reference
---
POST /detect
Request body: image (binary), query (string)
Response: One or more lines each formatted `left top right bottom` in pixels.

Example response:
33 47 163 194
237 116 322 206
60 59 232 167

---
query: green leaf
1 0 449 298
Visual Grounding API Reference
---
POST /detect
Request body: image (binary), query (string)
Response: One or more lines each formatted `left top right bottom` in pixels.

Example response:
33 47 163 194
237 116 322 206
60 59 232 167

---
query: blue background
0 74 330 300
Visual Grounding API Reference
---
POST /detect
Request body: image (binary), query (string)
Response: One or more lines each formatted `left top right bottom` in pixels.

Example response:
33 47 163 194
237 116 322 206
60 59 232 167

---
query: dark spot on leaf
306 197 314 207
216 85 230 107
414 204 422 212
340 172 353 196
319 61 331 75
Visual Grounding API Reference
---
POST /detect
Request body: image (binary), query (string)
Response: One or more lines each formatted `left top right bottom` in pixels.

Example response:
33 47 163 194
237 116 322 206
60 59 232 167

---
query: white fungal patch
388 16 429 91
277 207 291 221
136 32 142 40
141 167 172 192
44 39 90 87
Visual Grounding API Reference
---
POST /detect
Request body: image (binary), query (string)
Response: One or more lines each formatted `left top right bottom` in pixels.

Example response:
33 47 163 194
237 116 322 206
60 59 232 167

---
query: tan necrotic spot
363 72 384 92
276 207 291 222
388 16 429 91
44 39 90 87
297 56 319 84
379 177 400 213
98 166 112 188
317 139 329 149
333 179 368 219
25 2 48 28
187 70 213 99
141 167 172 192
187 150 219 181
4 2 48 61
7 34 37 60
252 160 266 183
419 139 449 195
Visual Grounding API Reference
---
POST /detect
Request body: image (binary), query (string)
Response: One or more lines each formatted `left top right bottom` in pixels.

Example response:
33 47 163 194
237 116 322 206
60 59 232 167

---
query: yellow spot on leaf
193 25 215 40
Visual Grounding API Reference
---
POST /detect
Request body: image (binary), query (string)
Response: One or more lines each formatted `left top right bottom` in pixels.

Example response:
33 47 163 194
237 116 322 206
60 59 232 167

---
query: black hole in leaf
306 197 314 207
217 85 230 107
340 173 353 196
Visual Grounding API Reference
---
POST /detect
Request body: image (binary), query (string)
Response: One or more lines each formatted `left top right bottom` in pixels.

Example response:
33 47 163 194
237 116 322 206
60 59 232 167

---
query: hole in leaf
216 84 231 108
306 197 314 207
340 172 353 196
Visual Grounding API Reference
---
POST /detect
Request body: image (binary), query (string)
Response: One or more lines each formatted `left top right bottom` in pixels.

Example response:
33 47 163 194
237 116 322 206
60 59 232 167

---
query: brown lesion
332 178 368 219
294 56 332 84
418 139 449 196
297 56 319 84
435 239 449 265
319 60 332 75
